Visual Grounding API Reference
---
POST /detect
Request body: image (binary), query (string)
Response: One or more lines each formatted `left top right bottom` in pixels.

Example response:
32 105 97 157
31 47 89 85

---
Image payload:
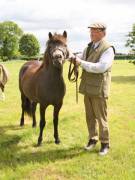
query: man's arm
75 47 114 73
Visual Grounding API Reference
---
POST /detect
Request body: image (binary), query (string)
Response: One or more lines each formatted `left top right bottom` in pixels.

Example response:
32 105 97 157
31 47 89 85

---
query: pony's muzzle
53 59 63 67
54 54 62 59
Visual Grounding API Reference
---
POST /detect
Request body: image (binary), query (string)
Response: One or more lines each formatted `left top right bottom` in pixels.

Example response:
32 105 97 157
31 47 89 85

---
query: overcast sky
0 0 135 53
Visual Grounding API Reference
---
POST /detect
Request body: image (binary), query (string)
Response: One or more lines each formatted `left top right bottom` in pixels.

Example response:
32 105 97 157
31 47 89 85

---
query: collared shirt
92 41 100 49
77 42 115 73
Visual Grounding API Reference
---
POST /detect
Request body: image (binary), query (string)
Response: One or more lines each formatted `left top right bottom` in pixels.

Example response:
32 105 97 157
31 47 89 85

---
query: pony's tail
22 94 32 117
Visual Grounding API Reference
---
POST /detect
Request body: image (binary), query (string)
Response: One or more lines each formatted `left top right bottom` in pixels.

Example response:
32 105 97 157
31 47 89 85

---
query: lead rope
68 58 79 103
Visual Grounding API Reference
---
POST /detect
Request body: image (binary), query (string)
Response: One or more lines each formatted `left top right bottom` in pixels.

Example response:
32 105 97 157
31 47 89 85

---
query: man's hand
68 50 81 65
75 56 81 66
68 50 76 59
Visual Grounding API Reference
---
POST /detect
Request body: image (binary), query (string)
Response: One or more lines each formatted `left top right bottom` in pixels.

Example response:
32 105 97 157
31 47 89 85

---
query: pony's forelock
47 33 67 46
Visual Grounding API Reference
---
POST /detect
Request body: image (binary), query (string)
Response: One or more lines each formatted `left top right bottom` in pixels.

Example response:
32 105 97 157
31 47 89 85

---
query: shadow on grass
112 76 135 84
0 124 86 170
0 144 85 169
0 125 24 135
0 124 23 150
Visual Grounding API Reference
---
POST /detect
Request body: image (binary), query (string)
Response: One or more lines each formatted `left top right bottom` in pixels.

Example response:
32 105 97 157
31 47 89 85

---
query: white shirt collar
93 41 101 49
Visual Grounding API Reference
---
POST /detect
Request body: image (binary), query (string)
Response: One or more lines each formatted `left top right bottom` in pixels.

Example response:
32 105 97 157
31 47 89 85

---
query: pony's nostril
55 54 62 59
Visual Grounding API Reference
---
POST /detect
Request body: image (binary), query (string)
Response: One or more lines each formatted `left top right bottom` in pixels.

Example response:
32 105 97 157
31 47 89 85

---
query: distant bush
19 54 43 61
0 54 43 61
115 54 135 60
2 56 9 62
0 21 23 61
19 34 40 57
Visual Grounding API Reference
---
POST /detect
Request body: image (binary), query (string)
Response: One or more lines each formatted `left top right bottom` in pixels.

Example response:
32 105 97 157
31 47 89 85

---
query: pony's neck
49 64 63 76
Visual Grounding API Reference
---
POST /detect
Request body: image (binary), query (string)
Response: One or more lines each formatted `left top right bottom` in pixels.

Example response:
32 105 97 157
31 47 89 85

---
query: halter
50 46 69 60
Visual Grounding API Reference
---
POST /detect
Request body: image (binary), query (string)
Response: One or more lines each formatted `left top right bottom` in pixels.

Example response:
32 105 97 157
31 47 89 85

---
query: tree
0 21 23 60
19 34 40 57
125 23 135 54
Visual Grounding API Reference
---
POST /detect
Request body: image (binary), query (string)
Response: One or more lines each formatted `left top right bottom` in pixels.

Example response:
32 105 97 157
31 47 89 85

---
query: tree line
126 23 135 54
0 21 40 61
0 21 135 61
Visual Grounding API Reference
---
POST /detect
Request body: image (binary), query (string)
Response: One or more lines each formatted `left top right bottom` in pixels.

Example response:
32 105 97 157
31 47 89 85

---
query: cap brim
88 26 106 29
88 26 94 28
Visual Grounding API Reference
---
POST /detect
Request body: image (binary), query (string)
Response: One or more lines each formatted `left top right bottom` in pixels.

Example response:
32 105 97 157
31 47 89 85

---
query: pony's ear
48 32 53 39
63 31 67 38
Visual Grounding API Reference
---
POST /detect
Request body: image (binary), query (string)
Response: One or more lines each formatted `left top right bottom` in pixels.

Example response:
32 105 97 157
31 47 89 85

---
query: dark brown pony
0 64 8 92
19 31 69 146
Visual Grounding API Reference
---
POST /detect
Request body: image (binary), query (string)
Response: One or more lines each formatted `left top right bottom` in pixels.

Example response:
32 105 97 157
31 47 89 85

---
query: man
70 22 115 155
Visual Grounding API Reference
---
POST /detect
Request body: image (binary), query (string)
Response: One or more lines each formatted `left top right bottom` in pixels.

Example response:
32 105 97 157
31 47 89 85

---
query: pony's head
44 31 69 69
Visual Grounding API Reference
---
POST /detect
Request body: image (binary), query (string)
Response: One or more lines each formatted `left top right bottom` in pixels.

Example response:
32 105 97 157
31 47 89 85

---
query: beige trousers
84 95 109 144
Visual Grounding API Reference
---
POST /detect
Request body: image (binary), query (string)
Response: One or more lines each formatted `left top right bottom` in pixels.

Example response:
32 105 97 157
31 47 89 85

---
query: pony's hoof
37 138 42 146
37 142 42 147
20 123 24 127
55 139 60 144
32 124 36 128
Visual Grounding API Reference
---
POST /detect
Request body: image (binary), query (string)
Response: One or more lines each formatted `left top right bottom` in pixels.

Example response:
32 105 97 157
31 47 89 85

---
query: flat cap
88 22 107 29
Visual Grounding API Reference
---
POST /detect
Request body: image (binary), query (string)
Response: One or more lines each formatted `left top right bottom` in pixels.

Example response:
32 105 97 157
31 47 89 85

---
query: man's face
90 28 105 43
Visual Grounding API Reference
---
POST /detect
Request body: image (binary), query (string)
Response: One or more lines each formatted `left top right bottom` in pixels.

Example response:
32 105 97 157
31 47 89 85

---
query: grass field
0 60 135 180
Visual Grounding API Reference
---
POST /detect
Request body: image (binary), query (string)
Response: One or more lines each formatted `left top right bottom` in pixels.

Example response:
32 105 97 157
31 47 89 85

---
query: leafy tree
0 21 23 60
126 23 135 54
19 34 40 57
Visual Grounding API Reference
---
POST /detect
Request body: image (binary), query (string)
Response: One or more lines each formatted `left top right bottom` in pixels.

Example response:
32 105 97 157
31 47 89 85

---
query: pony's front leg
53 102 62 144
37 104 47 146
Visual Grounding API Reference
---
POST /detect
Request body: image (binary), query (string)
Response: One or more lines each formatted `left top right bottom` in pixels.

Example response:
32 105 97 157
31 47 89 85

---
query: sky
0 0 135 54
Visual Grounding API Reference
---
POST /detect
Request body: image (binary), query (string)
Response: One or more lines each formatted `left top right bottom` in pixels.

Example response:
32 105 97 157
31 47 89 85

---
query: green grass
0 60 135 180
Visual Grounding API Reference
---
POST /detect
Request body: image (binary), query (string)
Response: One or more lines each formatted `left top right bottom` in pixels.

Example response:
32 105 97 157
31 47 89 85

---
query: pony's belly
37 88 66 105
23 87 38 102
22 78 38 102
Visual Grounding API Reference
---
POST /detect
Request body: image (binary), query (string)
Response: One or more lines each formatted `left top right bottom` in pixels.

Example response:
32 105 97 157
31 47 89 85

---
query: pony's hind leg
37 104 47 146
20 92 32 126
53 102 62 144
20 93 25 126
31 102 37 128
20 109 24 126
